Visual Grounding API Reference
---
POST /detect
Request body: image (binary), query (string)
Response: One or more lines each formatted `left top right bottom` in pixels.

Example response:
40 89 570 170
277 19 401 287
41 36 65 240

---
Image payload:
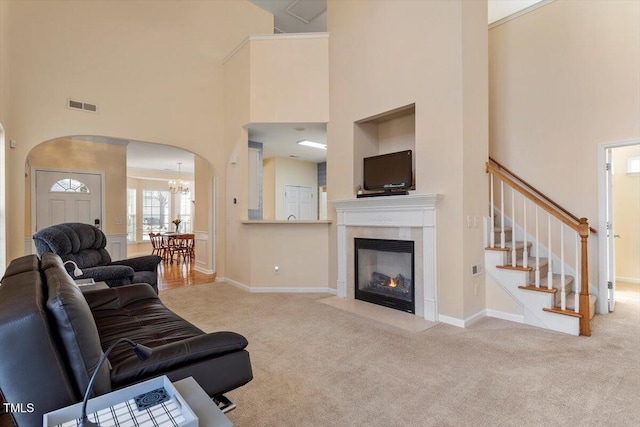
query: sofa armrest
110 332 249 385
78 265 134 282
83 284 159 310
110 255 161 272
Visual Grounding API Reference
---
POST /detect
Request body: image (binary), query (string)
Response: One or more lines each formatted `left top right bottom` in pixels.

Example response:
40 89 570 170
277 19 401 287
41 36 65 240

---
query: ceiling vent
67 98 99 114
285 0 326 24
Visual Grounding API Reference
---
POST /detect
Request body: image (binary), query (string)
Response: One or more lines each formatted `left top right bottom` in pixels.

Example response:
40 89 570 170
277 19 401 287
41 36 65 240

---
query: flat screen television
363 150 413 192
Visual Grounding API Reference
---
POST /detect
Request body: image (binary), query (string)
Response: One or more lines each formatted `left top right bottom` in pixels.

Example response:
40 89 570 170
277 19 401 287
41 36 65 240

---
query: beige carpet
158 281 640 427
2 283 637 427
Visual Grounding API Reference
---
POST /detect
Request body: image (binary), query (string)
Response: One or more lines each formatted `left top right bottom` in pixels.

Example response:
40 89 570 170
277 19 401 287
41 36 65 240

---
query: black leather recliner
33 222 161 293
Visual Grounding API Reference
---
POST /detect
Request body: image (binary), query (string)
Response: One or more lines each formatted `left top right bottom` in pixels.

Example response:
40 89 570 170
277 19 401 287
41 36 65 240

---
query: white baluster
547 214 553 290
522 195 528 268
535 206 540 288
560 223 566 310
575 233 580 313
490 175 495 247
511 188 516 267
500 182 505 249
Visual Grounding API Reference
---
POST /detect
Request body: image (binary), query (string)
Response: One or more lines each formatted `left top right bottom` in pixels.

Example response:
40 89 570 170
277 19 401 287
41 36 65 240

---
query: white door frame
597 138 640 314
31 167 106 242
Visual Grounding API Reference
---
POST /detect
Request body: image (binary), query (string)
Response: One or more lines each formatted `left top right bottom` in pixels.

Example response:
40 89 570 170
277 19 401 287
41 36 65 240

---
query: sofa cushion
45 266 111 396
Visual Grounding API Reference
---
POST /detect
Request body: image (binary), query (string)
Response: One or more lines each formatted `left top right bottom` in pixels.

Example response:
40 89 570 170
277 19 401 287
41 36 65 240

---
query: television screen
363 150 413 191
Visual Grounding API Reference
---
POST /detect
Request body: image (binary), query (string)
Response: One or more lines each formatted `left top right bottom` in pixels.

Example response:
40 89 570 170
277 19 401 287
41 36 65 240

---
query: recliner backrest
33 223 112 268
0 255 79 427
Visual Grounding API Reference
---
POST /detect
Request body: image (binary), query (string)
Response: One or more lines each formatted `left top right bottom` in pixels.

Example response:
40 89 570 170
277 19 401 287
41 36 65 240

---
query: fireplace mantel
330 194 442 322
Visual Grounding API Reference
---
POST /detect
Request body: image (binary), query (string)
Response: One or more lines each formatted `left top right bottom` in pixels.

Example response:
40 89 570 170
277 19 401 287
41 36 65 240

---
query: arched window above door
50 178 90 193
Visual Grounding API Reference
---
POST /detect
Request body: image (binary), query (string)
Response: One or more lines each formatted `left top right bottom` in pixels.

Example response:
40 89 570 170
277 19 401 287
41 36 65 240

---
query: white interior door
298 186 313 220
35 170 103 231
284 185 300 220
284 185 314 220
605 148 616 312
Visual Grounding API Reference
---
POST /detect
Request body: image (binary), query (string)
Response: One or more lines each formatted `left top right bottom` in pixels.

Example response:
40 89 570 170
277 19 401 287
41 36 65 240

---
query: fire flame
388 278 397 288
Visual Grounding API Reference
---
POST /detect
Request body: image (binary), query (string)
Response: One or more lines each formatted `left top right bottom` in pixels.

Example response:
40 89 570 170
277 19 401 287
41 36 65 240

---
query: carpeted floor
158 281 640 427
2 282 637 426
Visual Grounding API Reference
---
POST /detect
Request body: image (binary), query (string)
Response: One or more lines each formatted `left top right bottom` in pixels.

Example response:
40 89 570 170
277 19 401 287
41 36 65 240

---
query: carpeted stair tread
497 256 548 271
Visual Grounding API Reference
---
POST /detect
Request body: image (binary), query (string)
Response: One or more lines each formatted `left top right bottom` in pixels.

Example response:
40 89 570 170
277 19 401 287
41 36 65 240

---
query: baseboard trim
221 277 336 294
464 310 486 326
438 314 465 328
616 276 640 284
485 309 525 324
194 265 215 275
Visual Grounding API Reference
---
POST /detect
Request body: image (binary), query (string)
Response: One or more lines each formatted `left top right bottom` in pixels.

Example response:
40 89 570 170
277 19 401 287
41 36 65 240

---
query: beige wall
249 36 329 123
489 1 640 290
613 145 640 281
26 138 126 235
223 34 330 287
247 223 329 288
0 0 273 273
327 0 488 320
274 157 318 220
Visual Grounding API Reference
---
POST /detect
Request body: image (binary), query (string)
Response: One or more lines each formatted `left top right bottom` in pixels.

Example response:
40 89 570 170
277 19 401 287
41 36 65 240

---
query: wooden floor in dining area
157 260 217 291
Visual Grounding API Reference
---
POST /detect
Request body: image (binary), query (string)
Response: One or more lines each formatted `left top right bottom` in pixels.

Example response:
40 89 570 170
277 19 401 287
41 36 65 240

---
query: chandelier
168 162 190 194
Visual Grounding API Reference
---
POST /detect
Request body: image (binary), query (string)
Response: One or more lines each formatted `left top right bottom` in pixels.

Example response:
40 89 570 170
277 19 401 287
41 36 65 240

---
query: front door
35 170 103 231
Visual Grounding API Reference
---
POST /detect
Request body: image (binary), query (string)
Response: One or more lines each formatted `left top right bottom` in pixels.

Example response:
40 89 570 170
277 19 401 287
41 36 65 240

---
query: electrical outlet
466 215 472 228
474 283 478 296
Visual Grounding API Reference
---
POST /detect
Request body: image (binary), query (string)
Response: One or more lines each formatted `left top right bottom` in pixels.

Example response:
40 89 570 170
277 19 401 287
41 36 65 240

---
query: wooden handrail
487 161 591 336
489 157 596 234
487 163 588 235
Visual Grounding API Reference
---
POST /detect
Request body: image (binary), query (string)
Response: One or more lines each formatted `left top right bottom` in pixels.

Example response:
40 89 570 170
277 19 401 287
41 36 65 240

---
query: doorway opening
598 139 640 314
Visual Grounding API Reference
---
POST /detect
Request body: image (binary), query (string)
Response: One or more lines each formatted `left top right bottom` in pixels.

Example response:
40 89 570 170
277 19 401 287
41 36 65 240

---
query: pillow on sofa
45 264 112 397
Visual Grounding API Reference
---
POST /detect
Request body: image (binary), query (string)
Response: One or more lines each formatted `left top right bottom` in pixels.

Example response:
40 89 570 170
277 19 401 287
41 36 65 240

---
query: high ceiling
249 0 548 33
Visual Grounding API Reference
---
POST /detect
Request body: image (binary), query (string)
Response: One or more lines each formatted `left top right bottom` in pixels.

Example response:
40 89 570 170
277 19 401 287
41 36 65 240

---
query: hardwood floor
157 259 217 291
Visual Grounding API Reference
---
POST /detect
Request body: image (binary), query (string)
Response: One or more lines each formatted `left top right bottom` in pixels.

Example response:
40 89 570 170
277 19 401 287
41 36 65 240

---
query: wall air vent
67 98 99 114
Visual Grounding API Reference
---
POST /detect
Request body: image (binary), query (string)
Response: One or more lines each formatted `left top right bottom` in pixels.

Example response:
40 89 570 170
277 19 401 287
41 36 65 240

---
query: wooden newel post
578 218 591 336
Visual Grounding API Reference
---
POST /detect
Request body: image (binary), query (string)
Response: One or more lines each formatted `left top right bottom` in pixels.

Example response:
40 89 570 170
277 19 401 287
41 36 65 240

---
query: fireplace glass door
354 238 415 313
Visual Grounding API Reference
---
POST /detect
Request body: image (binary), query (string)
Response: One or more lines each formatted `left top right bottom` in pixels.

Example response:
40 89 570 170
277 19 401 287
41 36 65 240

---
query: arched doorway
26 136 217 277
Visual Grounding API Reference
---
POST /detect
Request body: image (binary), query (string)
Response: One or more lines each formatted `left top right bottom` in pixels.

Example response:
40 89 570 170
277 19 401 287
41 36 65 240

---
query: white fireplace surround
331 194 441 322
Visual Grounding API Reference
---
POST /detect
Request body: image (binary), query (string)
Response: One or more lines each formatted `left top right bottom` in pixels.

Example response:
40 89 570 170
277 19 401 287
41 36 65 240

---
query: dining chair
170 234 195 264
149 232 168 260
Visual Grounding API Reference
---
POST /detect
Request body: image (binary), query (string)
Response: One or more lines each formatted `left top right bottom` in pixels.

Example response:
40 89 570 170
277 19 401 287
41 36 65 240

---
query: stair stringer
485 250 580 336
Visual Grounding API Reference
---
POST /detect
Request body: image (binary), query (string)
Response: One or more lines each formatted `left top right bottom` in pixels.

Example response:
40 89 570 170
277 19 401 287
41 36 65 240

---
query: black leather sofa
0 253 253 426
33 223 162 293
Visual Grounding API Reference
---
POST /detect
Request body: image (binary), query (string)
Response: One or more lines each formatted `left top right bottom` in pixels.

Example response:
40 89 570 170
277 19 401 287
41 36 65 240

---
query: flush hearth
355 238 415 313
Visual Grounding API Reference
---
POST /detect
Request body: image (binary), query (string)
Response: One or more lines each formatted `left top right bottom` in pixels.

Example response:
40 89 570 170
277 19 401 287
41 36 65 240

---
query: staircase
485 158 597 336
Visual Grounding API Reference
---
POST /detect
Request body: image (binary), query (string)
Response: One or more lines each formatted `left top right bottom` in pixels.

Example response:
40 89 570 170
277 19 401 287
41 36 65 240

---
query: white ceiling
249 0 547 32
126 141 194 175
73 135 195 175
249 123 327 163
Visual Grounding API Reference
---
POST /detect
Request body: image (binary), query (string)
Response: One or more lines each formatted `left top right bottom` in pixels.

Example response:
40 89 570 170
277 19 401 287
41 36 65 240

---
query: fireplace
354 238 415 313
